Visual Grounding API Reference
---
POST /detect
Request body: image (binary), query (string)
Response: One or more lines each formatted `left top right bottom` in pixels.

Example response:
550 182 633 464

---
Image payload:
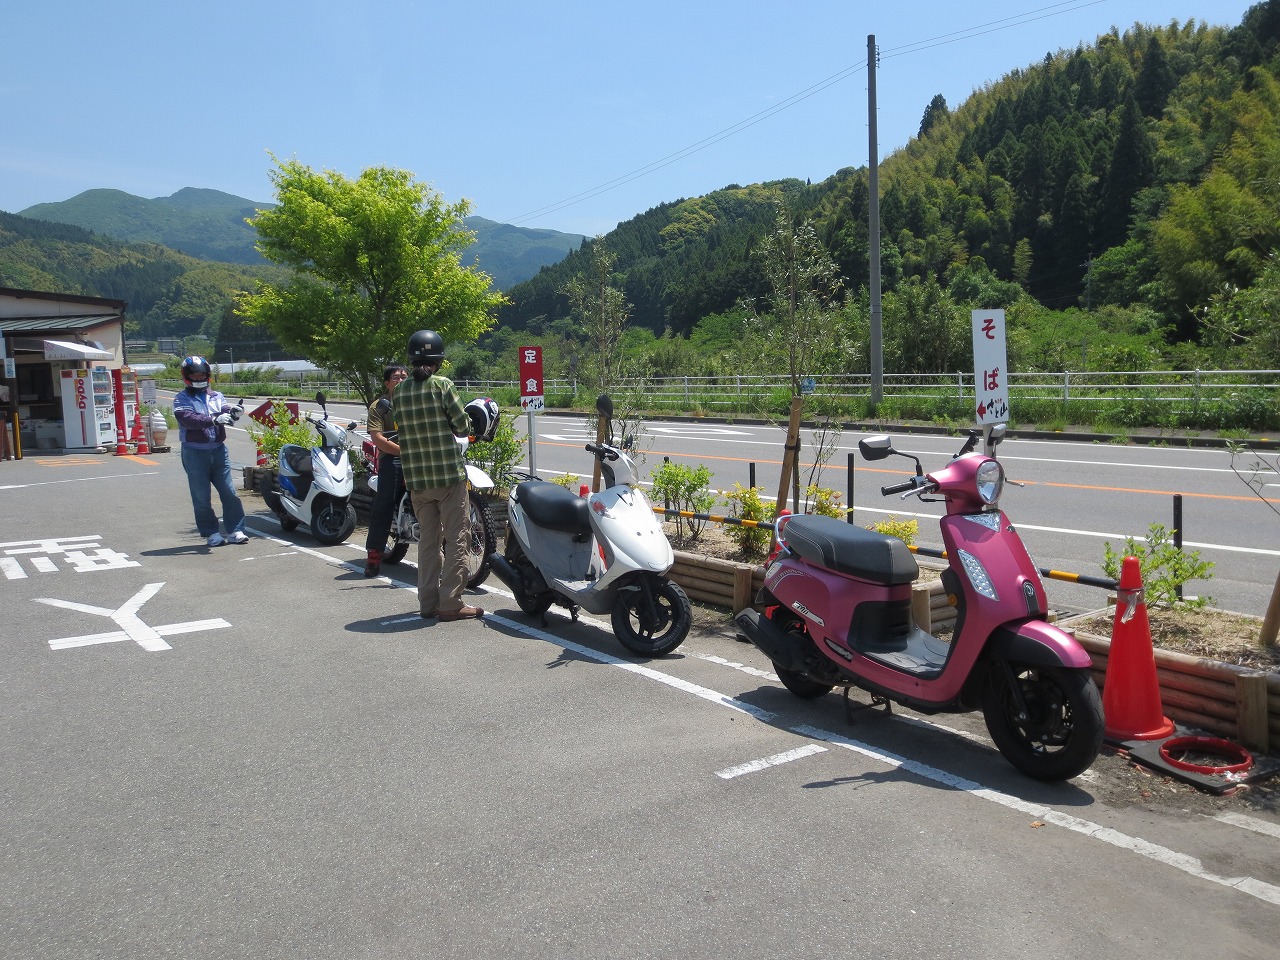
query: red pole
111 368 129 455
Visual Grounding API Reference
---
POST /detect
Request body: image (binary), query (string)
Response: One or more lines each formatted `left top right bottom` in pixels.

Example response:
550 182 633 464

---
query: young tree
561 238 630 395
238 158 504 405
744 200 847 395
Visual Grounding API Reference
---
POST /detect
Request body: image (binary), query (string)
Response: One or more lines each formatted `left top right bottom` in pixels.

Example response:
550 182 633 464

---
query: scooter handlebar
882 476 936 498
882 479 917 496
584 443 619 461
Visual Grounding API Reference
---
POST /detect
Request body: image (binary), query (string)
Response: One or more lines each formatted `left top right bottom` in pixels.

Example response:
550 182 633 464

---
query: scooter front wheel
384 540 410 565
312 500 358 546
982 663 1103 781
611 576 691 658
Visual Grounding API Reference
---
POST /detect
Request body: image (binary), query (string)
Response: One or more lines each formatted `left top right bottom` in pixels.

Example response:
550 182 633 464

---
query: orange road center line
537 440 1280 506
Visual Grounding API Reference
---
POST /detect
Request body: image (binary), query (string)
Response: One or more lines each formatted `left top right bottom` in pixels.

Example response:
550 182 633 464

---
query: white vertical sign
971 309 1009 426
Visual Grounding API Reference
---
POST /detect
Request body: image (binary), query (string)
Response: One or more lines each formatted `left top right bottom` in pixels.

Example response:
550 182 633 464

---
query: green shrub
1102 522 1214 609
869 515 918 545
723 483 777 559
649 460 716 543
466 413 524 492
245 401 316 468
804 484 847 518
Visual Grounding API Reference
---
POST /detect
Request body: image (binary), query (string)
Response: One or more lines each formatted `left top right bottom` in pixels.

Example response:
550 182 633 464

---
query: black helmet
407 329 445 364
181 355 211 390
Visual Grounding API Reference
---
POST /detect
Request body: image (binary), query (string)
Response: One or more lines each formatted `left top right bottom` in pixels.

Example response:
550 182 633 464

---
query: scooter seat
283 446 313 475
514 481 592 538
782 514 919 586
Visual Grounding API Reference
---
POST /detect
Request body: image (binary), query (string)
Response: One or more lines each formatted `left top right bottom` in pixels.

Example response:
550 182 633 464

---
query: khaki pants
410 481 468 615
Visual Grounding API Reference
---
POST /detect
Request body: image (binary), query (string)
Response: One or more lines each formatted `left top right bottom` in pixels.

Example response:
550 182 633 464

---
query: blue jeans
181 444 246 538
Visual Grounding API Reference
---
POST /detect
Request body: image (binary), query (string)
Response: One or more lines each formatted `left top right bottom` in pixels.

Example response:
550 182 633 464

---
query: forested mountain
5 1 1278 380
498 1 1280 373
0 210 286 353
20 188 269 265
15 189 584 289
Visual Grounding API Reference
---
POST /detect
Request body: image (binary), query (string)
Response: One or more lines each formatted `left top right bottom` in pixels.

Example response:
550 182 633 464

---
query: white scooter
365 398 501 587
260 391 358 546
488 395 692 657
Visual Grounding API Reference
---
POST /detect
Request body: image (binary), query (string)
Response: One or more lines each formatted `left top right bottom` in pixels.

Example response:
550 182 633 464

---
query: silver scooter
488 395 691 657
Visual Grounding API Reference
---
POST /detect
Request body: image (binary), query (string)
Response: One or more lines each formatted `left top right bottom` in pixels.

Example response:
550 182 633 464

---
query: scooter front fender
988 618 1094 670
465 463 494 491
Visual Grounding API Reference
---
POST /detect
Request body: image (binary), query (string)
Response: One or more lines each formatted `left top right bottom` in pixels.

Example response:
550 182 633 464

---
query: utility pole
868 34 883 407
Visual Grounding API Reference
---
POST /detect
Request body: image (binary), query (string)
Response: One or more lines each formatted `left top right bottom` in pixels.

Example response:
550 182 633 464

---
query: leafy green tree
238 158 503 405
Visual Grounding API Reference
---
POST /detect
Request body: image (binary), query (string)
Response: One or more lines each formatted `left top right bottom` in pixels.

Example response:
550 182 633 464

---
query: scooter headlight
975 459 1004 505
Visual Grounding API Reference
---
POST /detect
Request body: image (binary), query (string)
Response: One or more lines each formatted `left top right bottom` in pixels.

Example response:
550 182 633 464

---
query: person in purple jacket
172 356 249 547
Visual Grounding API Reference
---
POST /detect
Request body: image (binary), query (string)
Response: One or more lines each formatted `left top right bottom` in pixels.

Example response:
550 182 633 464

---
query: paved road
3 441 1280 958
509 410 1279 618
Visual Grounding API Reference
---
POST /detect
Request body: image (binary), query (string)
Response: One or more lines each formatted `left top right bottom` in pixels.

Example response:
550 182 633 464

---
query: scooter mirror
858 435 894 461
596 395 614 419
315 391 326 407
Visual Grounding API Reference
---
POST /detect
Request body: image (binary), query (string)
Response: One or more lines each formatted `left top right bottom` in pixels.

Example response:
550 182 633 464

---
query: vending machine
60 367 117 450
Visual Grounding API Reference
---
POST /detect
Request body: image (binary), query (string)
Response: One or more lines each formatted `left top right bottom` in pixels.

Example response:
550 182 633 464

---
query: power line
504 0 1109 227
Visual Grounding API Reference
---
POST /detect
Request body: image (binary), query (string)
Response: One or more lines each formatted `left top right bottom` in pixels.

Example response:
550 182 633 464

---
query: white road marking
0 471 160 491
1210 811 1280 840
479 610 1280 907
233 522 1278 902
37 583 230 652
716 744 828 780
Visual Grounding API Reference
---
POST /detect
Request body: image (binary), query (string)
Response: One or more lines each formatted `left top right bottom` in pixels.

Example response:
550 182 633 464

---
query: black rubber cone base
1111 724 1280 795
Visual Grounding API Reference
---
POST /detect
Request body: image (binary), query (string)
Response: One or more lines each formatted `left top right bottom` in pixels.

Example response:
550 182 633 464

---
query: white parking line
253 519 1279 905
716 744 828 780
1210 811 1280 840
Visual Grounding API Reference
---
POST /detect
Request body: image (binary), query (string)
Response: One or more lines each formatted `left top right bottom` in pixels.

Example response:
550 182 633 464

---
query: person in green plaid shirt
392 330 484 622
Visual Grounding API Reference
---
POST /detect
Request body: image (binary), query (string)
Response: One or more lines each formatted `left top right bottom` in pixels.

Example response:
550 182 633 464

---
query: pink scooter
735 425 1103 781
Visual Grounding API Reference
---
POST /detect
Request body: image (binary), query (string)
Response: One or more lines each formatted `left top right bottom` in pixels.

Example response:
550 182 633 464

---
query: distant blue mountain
18 188 584 289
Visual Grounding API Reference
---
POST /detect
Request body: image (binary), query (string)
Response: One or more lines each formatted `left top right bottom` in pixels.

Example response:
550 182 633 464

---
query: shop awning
43 339 113 361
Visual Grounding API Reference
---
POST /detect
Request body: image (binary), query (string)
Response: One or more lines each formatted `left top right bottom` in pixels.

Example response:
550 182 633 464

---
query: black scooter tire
312 501 357 546
384 541 411 565
982 663 1103 782
464 490 495 588
258 474 299 531
611 576 690 658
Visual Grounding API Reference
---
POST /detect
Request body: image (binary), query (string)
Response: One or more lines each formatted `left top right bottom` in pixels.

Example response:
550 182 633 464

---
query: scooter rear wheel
504 538 554 615
384 541 410 565
982 663 1103 781
767 613 834 699
257 474 299 531
464 490 495 588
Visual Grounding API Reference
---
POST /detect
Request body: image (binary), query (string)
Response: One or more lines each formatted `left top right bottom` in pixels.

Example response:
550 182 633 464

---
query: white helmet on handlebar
465 397 500 443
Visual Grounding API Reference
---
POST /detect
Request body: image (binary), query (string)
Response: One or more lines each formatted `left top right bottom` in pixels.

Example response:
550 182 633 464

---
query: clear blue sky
0 1 1262 237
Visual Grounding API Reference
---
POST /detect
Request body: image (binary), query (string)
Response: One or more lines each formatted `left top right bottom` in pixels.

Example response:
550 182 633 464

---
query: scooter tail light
957 548 999 601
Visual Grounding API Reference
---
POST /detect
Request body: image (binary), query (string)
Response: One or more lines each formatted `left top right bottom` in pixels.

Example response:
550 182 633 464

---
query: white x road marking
35 582 231 652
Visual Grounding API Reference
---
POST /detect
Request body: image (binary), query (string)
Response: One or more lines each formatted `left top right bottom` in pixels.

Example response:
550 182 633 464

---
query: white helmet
465 397 500 442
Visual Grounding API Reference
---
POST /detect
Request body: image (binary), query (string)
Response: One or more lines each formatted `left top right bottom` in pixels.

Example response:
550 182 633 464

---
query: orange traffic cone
1103 555 1175 741
132 412 150 455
